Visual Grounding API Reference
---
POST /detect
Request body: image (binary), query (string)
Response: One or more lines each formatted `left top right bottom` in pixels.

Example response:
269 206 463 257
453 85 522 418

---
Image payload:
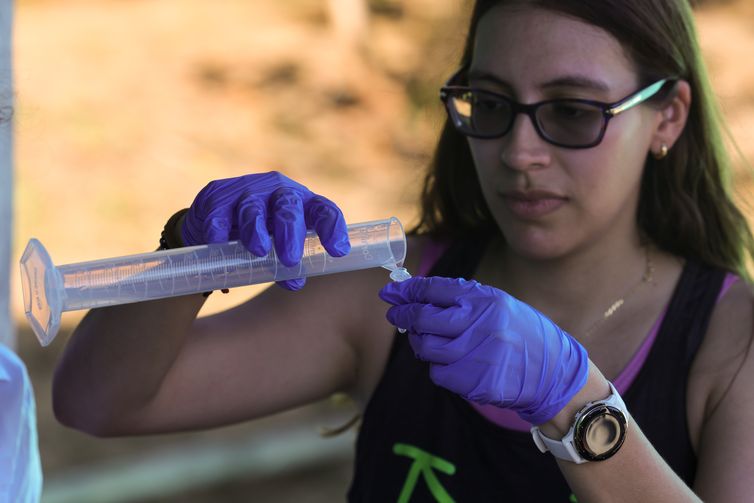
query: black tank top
348 239 726 502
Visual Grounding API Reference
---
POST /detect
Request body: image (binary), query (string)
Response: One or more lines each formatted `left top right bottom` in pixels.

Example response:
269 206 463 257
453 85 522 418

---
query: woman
53 0 754 501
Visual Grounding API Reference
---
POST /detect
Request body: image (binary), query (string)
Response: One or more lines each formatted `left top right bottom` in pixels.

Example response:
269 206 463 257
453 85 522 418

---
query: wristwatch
530 382 629 464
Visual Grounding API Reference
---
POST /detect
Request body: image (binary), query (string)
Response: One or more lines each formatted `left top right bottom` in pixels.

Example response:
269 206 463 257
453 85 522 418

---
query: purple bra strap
613 272 739 396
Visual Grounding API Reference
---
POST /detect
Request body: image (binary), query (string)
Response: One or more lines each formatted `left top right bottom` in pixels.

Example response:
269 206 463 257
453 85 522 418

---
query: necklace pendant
604 299 625 318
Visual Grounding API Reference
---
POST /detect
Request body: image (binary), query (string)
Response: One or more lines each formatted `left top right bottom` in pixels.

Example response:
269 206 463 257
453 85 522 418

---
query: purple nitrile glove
182 171 351 291
379 276 589 425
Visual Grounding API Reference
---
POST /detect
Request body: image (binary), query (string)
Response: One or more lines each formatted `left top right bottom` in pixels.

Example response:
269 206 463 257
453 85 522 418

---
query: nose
499 112 551 172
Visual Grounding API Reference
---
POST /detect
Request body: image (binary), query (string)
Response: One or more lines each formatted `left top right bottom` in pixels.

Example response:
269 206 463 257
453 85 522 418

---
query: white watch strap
530 382 627 464
531 423 586 464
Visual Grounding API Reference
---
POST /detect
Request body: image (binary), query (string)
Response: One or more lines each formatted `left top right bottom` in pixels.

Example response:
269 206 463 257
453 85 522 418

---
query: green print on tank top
391 442 578 502
393 443 456 503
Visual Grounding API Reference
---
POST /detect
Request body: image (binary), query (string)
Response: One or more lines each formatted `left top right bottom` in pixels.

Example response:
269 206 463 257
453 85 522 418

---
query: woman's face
468 6 660 260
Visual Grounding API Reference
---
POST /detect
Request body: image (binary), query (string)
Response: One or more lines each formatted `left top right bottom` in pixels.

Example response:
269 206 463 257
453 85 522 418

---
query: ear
650 80 691 156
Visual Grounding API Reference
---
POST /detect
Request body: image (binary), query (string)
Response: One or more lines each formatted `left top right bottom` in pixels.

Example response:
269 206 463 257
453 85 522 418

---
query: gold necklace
583 247 654 337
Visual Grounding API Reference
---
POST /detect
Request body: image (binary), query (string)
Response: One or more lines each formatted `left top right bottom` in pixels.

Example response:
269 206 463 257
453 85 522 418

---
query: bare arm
691 281 754 502
53 293 207 435
541 365 703 502
539 281 754 502
52 264 393 436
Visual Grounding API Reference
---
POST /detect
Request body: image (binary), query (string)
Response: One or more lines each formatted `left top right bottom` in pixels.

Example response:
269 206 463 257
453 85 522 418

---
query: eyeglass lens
448 91 607 147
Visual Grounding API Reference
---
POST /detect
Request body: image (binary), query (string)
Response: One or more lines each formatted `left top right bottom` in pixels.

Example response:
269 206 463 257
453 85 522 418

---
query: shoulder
690 276 754 498
691 274 753 422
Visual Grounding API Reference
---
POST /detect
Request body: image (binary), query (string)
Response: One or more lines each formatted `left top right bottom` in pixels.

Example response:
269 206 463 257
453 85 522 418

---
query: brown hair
412 0 754 277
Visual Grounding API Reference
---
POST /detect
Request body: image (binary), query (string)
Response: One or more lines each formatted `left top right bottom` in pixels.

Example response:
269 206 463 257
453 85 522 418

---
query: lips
500 190 568 219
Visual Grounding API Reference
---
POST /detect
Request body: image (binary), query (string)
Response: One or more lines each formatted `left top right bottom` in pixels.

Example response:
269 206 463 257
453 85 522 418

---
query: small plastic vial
388 266 411 333
389 266 411 282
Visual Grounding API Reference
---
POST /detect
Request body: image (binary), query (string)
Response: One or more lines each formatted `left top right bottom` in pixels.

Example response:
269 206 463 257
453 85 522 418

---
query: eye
476 99 504 111
472 93 508 112
541 101 604 128
549 102 594 119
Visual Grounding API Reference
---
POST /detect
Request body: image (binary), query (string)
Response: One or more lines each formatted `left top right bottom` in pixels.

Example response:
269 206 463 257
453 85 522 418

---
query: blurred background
9 0 754 501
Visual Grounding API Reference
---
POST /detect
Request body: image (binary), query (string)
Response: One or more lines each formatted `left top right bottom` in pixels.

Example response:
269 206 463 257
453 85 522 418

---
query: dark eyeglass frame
439 69 675 149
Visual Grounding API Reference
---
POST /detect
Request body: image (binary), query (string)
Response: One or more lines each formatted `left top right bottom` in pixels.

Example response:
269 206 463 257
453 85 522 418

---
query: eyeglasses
440 70 674 149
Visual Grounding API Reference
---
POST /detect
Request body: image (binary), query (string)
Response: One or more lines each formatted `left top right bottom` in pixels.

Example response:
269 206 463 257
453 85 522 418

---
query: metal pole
0 0 14 349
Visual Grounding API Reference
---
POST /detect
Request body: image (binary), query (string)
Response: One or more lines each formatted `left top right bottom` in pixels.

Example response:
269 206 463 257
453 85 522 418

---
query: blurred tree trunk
325 0 371 96
0 0 14 347
327 0 369 53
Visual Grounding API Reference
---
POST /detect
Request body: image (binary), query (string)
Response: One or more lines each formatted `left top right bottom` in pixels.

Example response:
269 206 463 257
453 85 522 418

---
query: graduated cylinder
20 217 406 346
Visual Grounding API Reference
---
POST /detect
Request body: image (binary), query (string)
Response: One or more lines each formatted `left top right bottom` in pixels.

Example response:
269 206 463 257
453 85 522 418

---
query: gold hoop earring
653 144 669 160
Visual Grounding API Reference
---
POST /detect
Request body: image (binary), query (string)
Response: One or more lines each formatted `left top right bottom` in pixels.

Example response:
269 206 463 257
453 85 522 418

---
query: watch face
574 405 627 461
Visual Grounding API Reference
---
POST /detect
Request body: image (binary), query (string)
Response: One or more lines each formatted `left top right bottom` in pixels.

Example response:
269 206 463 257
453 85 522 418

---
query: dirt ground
10 0 754 501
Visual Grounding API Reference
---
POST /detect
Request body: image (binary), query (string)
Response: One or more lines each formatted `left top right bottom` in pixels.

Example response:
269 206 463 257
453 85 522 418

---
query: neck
482 233 649 335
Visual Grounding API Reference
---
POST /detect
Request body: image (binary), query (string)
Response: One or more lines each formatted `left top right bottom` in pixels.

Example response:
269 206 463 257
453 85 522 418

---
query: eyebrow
540 76 610 93
466 70 610 94
466 69 511 88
